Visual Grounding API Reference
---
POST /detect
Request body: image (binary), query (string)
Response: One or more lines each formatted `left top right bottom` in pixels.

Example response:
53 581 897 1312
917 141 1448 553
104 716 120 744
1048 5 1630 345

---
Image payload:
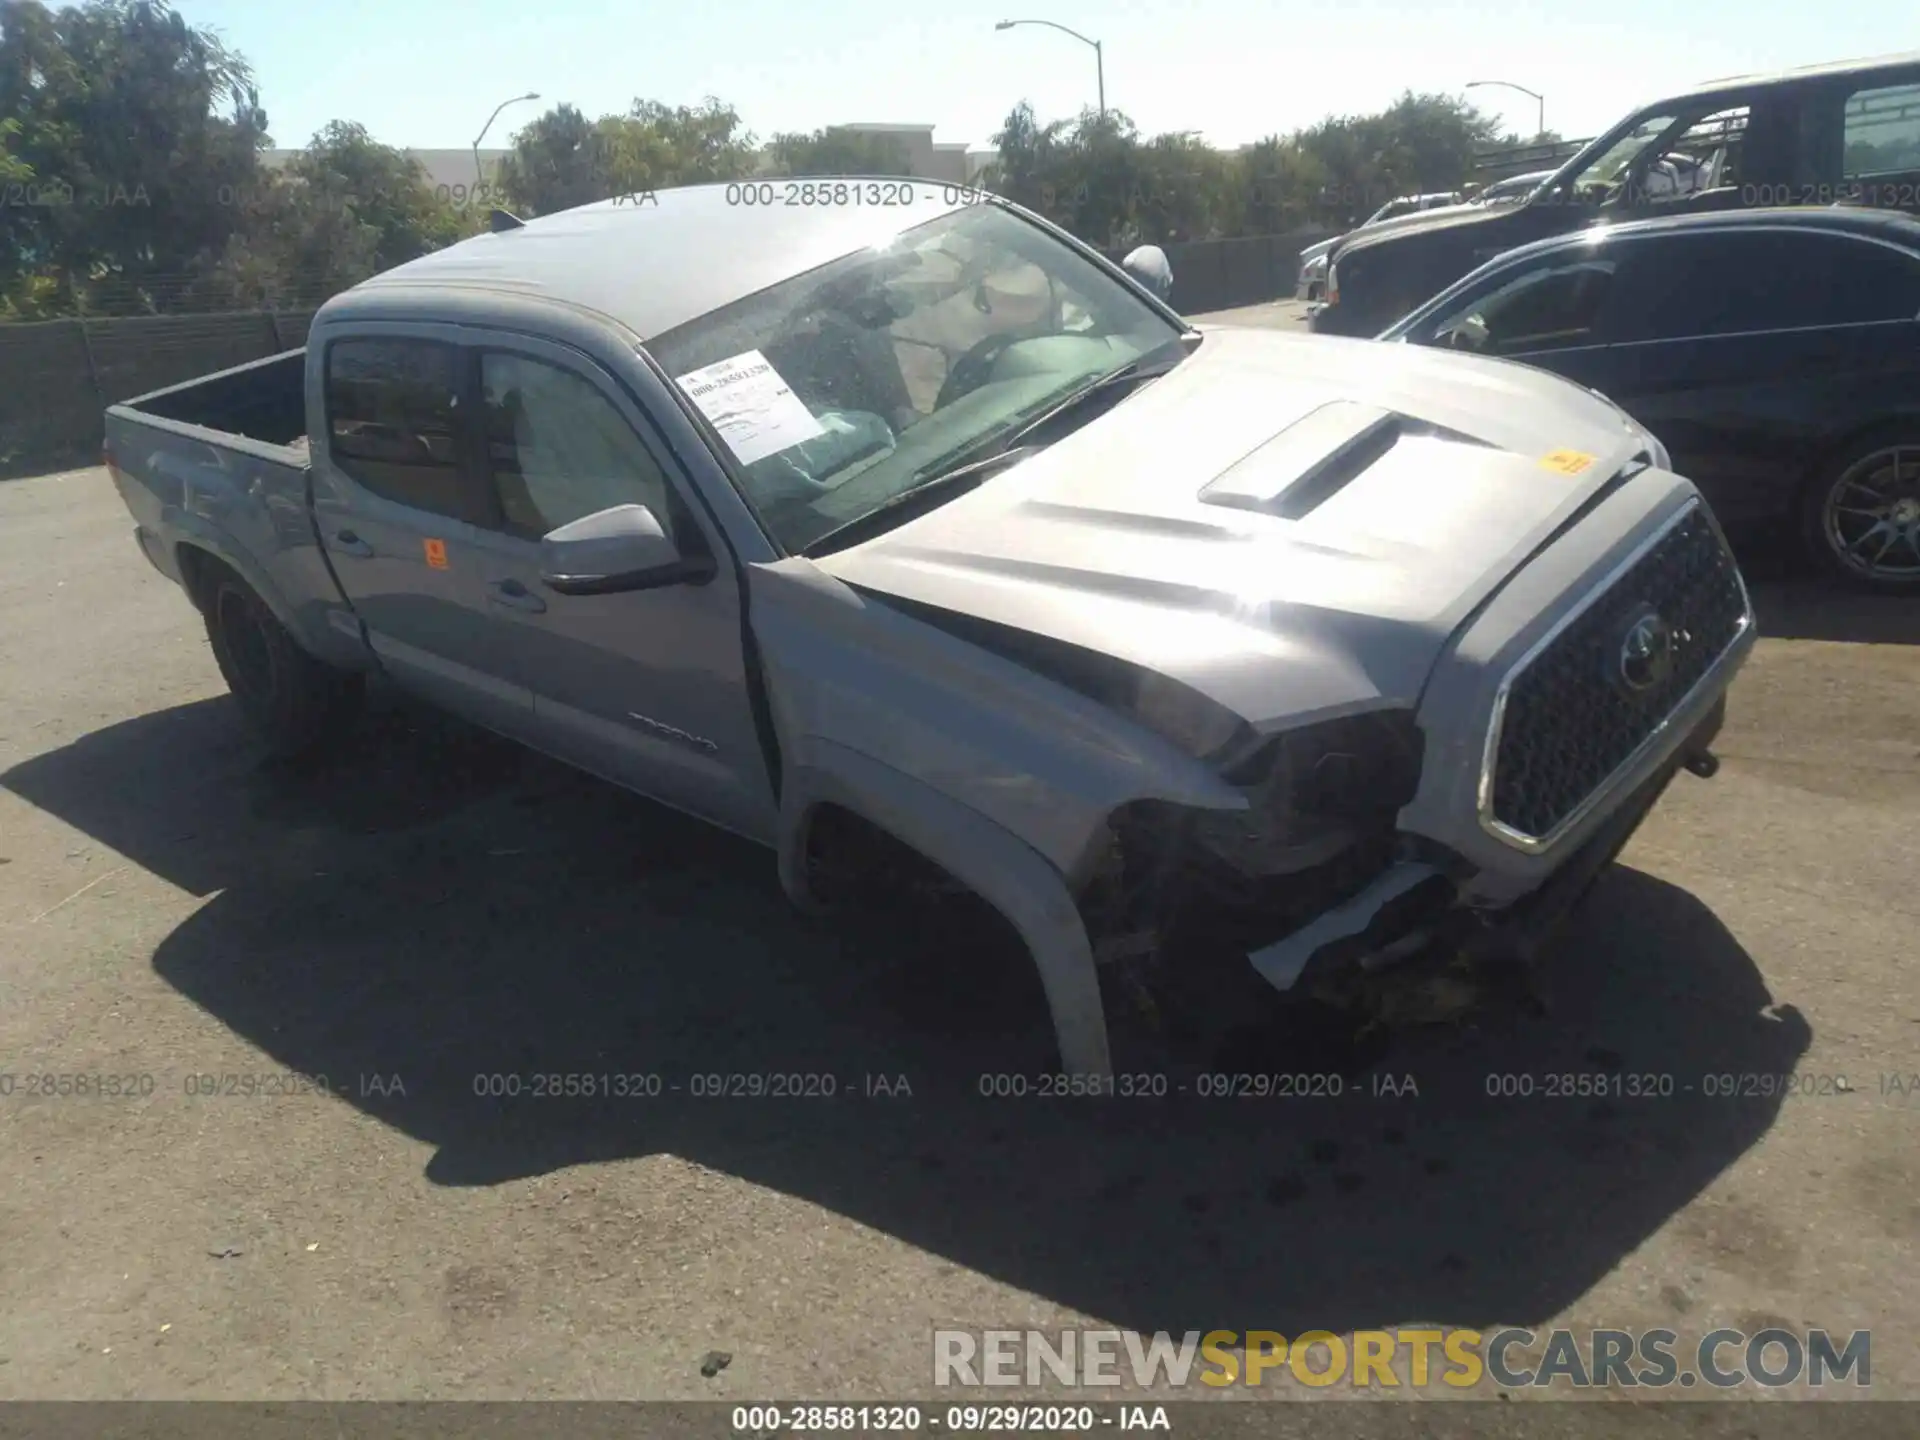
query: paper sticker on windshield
423 538 449 570
1540 449 1596 476
674 350 825 467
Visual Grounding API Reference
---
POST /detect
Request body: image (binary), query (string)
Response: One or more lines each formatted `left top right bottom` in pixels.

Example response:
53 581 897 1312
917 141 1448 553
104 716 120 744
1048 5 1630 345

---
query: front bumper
1245 476 1754 997
1249 694 1724 995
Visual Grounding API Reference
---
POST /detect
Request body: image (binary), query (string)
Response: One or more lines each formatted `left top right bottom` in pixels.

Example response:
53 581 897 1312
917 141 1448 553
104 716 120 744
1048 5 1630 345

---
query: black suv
1311 51 1920 338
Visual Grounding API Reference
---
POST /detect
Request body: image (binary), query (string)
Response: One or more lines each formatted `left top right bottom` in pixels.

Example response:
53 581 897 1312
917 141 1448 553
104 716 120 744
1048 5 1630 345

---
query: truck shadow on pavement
5 687 1814 1338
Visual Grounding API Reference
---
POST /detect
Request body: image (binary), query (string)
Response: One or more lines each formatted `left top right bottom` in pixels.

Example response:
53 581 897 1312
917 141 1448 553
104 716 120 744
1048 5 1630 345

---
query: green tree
764 126 911 177
0 117 29 185
497 96 758 215
988 91 1507 249
1296 92 1501 223
196 121 466 309
1225 135 1329 237
0 0 269 314
985 103 1149 247
494 103 605 216
1132 132 1235 243
280 121 463 267
617 97 758 185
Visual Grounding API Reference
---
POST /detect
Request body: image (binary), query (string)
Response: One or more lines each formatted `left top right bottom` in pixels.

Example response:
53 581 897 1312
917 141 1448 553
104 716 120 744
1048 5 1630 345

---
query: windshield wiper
1001 337 1196 451
800 445 1045 557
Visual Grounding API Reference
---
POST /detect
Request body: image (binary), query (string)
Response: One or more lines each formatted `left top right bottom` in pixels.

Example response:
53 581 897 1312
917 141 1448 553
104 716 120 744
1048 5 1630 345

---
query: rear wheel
1801 437 1920 592
203 572 363 757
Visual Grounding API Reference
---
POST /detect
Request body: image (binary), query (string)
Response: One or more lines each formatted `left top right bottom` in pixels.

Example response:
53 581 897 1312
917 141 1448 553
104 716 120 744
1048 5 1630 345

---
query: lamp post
995 19 1104 120
1465 79 1545 140
473 91 540 190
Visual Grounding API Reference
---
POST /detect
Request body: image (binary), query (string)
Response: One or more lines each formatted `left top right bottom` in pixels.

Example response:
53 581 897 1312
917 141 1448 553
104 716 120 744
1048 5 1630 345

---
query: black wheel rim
1823 445 1920 582
217 588 279 710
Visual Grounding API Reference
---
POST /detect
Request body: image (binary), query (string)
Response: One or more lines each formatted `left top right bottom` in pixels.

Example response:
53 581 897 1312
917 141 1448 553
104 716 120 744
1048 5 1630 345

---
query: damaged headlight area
1200 709 1426 875
1083 708 1431 954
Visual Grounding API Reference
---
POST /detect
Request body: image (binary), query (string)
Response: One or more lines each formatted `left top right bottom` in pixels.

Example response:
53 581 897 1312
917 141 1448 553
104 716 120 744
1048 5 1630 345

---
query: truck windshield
1556 113 1683 203
645 203 1186 553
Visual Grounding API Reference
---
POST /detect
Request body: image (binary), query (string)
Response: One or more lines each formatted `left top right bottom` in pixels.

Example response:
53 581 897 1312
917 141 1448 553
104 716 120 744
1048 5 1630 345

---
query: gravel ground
0 437 1915 1415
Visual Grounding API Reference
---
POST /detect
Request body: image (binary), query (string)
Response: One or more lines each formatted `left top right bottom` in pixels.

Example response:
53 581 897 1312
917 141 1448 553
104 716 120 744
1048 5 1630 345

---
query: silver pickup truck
104 181 1755 1080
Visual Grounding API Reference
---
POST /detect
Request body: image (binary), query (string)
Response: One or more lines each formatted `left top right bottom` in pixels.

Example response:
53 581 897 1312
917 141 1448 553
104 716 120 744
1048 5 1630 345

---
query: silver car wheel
1821 445 1920 583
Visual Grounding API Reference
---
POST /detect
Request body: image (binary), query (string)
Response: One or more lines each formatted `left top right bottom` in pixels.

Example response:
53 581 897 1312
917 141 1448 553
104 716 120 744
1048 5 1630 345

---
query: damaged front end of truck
817 494 1751 1068
763 330 1756 1075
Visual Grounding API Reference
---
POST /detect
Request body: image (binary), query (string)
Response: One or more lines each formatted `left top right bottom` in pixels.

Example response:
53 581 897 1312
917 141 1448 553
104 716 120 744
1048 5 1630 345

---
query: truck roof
1651 49 1920 113
328 179 974 340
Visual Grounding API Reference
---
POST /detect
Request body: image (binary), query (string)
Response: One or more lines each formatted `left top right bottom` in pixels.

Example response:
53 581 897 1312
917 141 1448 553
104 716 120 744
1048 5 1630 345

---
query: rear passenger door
310 329 533 734
457 334 778 843
1593 230 1920 527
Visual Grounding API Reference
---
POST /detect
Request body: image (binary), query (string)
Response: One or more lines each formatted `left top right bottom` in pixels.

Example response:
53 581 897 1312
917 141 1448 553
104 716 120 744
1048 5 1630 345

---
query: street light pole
1465 79 1545 140
996 19 1105 120
473 91 541 190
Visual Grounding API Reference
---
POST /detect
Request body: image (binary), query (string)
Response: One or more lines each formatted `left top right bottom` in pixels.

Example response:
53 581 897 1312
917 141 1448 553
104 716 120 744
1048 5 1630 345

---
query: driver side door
458 333 778 843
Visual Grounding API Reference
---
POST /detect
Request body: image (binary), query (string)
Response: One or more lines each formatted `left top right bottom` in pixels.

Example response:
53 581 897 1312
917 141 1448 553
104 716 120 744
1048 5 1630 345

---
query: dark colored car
1380 207 1920 591
1313 51 1920 339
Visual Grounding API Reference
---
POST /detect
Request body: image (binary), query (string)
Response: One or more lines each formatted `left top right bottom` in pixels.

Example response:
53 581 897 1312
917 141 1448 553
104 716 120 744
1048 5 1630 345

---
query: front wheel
203 572 364 757
1801 437 1920 592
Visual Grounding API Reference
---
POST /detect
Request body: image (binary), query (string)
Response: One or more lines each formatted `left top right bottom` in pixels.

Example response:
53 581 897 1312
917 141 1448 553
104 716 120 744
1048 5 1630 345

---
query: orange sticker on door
1540 449 1596 476
423 538 449 570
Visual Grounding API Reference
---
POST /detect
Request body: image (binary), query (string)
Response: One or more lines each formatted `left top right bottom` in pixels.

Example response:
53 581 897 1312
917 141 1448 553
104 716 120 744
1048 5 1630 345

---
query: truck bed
103 346 368 672
115 348 309 457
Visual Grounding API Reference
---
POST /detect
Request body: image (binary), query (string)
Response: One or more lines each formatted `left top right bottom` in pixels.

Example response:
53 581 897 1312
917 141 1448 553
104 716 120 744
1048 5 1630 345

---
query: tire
1800 434 1920 593
202 571 364 758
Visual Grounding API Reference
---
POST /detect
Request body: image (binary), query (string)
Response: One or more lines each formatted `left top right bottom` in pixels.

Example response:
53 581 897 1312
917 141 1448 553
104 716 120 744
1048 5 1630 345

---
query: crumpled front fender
776 739 1111 1080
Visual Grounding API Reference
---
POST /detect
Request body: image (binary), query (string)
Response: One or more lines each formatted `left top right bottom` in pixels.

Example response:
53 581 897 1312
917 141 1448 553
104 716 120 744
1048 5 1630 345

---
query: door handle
486 578 547 614
333 529 374 558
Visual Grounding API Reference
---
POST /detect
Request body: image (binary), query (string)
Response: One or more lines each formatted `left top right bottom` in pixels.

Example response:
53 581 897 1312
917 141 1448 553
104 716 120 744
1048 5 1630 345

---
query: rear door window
1608 231 1920 341
1842 82 1920 182
324 339 472 520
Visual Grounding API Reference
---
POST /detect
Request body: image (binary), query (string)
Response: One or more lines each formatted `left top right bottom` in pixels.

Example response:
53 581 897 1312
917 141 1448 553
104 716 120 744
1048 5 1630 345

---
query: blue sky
177 0 1908 153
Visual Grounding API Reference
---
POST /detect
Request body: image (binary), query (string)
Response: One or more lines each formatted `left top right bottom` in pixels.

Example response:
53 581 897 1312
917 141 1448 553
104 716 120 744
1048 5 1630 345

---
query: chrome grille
1486 503 1749 845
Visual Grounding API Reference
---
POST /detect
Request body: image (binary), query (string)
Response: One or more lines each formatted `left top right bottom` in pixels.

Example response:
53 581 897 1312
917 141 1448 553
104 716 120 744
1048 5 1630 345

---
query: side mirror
539 503 715 596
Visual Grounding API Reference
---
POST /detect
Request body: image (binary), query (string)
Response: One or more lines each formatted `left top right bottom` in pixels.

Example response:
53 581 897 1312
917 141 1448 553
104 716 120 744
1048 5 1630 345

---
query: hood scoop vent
1201 400 1405 521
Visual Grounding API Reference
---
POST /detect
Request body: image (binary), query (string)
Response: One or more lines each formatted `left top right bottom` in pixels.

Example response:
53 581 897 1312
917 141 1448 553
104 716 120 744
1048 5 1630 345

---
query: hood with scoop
812 326 1657 733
